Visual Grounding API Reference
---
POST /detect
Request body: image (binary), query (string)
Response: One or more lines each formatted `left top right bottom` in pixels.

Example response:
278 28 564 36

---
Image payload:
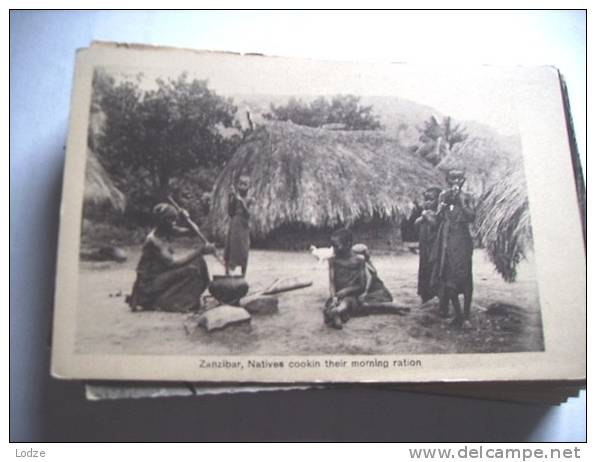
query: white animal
309 245 334 265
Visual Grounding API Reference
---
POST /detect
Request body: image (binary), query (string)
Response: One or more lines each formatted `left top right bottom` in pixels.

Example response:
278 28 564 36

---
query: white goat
309 245 334 265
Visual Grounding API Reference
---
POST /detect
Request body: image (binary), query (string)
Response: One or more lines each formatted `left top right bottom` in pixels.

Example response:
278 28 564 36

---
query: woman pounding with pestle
127 203 216 313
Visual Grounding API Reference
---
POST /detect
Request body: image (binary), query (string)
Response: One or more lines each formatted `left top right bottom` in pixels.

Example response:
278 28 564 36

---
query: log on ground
240 295 279 315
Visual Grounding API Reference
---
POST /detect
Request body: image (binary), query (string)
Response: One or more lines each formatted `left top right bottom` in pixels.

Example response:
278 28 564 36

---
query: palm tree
416 116 468 165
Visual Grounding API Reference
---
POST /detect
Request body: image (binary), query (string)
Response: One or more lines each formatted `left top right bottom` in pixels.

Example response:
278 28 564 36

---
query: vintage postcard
51 43 585 383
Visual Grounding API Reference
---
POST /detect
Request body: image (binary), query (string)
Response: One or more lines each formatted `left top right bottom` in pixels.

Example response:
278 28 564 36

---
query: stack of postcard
51 42 585 404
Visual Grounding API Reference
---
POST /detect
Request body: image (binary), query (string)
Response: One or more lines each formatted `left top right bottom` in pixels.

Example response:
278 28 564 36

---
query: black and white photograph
77 62 543 357
50 44 584 383
11 10 587 445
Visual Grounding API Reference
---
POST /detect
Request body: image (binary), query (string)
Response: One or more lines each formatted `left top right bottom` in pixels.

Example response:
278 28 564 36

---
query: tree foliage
264 95 382 130
95 71 239 202
415 115 468 165
419 115 468 148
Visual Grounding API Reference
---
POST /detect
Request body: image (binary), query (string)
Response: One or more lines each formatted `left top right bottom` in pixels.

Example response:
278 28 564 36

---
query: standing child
224 174 252 277
415 187 441 303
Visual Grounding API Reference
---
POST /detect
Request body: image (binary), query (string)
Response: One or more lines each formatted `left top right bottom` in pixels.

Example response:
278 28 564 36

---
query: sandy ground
75 248 544 355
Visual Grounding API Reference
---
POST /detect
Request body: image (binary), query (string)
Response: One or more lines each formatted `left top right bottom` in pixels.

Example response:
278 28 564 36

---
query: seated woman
324 229 409 329
127 203 215 313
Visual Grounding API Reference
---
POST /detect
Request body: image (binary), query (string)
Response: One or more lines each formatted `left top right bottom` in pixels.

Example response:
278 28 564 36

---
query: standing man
431 169 476 326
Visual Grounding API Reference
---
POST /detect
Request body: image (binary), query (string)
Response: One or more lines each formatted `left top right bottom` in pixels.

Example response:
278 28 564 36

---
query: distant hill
230 93 519 152
231 93 440 145
460 119 522 159
359 95 441 146
230 93 523 198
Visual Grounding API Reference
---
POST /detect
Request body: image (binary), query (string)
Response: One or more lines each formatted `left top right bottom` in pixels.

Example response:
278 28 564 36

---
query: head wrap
351 243 370 257
423 187 442 201
152 203 178 224
446 169 466 182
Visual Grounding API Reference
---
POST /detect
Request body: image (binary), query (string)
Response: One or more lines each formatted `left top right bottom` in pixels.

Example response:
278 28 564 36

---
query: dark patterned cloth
361 262 393 304
417 213 439 302
431 193 475 294
128 232 210 312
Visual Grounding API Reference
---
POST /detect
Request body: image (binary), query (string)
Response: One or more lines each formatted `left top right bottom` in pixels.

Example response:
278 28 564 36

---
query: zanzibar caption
199 358 422 370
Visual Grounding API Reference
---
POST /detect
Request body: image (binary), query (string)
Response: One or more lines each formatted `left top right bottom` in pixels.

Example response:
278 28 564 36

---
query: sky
87 10 583 142
106 55 521 137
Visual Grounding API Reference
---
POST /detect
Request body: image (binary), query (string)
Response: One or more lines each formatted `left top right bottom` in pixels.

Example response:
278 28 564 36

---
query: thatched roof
476 166 532 282
209 121 444 240
84 149 126 211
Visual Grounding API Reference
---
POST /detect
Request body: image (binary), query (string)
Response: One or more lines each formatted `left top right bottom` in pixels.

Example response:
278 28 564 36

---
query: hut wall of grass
208 121 444 250
475 166 533 282
83 149 126 219
251 216 403 252
81 149 136 248
437 136 521 199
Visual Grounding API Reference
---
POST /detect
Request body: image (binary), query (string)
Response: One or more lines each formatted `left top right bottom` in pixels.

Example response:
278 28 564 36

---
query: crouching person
127 203 216 313
324 229 409 329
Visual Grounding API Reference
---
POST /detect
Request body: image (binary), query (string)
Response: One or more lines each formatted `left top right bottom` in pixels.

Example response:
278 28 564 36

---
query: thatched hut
209 121 444 250
475 166 532 282
84 149 126 212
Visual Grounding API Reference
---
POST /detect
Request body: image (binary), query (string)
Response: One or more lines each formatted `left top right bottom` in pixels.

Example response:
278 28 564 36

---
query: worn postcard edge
51 44 586 383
